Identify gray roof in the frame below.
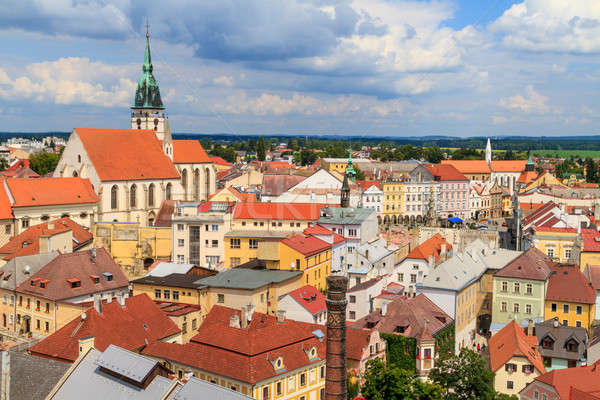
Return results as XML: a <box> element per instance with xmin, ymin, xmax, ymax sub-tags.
<box><xmin>198</xmin><ymin>269</ymin><xmax>302</xmax><ymax>290</ymax></box>
<box><xmin>96</xmin><ymin>345</ymin><xmax>156</xmax><ymax>383</ymax></box>
<box><xmin>132</xmin><ymin>273</ymin><xmax>206</xmax><ymax>289</ymax></box>
<box><xmin>147</xmin><ymin>262</ymin><xmax>195</xmax><ymax>277</ymax></box>
<box><xmin>168</xmin><ymin>377</ymin><xmax>252</xmax><ymax>400</ymax></box>
<box><xmin>535</xmin><ymin>318</ymin><xmax>588</xmax><ymax>361</ymax></box>
<box><xmin>318</xmin><ymin>207</ymin><xmax>374</xmax><ymax>225</ymax></box>
<box><xmin>0</xmin><ymin>251</ymin><xmax>59</xmax><ymax>291</ymax></box>
<box><xmin>0</xmin><ymin>350</ymin><xmax>69</xmax><ymax>400</ymax></box>
<box><xmin>48</xmin><ymin>347</ymin><xmax>176</xmax><ymax>400</ymax></box>
<box><xmin>419</xmin><ymin>240</ymin><xmax>521</xmax><ymax>292</ymax></box>
<box><xmin>357</xmin><ymin>237</ymin><xmax>394</xmax><ymax>263</ymax></box>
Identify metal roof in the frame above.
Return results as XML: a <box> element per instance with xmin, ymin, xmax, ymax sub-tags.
<box><xmin>95</xmin><ymin>345</ymin><xmax>157</xmax><ymax>383</ymax></box>
<box><xmin>317</xmin><ymin>206</ymin><xmax>374</xmax><ymax>225</ymax></box>
<box><xmin>147</xmin><ymin>262</ymin><xmax>195</xmax><ymax>277</ymax></box>
<box><xmin>197</xmin><ymin>269</ymin><xmax>302</xmax><ymax>290</ymax></box>
<box><xmin>170</xmin><ymin>377</ymin><xmax>252</xmax><ymax>400</ymax></box>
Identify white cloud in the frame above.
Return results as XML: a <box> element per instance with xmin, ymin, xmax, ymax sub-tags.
<box><xmin>0</xmin><ymin>58</ymin><xmax>136</xmax><ymax>107</ymax></box>
<box><xmin>491</xmin><ymin>0</ymin><xmax>600</xmax><ymax>53</ymax></box>
<box><xmin>213</xmin><ymin>75</ymin><xmax>234</xmax><ymax>87</ymax></box>
<box><xmin>498</xmin><ymin>85</ymin><xmax>551</xmax><ymax>114</ymax></box>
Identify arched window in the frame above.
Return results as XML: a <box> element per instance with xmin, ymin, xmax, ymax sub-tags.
<box><xmin>205</xmin><ymin>167</ymin><xmax>211</xmax><ymax>201</ymax></box>
<box><xmin>193</xmin><ymin>169</ymin><xmax>200</xmax><ymax>201</ymax></box>
<box><xmin>181</xmin><ymin>169</ymin><xmax>188</xmax><ymax>193</ymax></box>
<box><xmin>72</xmin><ymin>170</ymin><xmax>78</xmax><ymax>177</ymax></box>
<box><xmin>130</xmin><ymin>184</ymin><xmax>137</xmax><ymax>208</ymax></box>
<box><xmin>111</xmin><ymin>185</ymin><xmax>118</xmax><ymax>209</ymax></box>
<box><xmin>148</xmin><ymin>184</ymin><xmax>155</xmax><ymax>207</ymax></box>
<box><xmin>166</xmin><ymin>183</ymin><xmax>172</xmax><ymax>201</ymax></box>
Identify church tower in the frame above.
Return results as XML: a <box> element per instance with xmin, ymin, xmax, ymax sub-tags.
<box><xmin>131</xmin><ymin>27</ymin><xmax>168</xmax><ymax>141</ymax></box>
<box><xmin>485</xmin><ymin>138</ymin><xmax>492</xmax><ymax>166</ymax></box>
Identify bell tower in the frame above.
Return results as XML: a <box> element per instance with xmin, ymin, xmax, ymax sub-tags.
<box><xmin>131</xmin><ymin>24</ymin><xmax>167</xmax><ymax>141</ymax></box>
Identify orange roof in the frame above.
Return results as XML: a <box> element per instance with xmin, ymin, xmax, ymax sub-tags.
<box><xmin>533</xmin><ymin>360</ymin><xmax>600</xmax><ymax>399</ymax></box>
<box><xmin>75</xmin><ymin>128</ymin><xmax>180</xmax><ymax>181</ymax></box>
<box><xmin>491</xmin><ymin>160</ymin><xmax>527</xmax><ymax>172</ymax></box>
<box><xmin>0</xmin><ymin>180</ymin><xmax>13</xmax><ymax>220</ymax></box>
<box><xmin>227</xmin><ymin>187</ymin><xmax>257</xmax><ymax>202</ymax></box>
<box><xmin>6</xmin><ymin>177</ymin><xmax>98</xmax><ymax>207</ymax></box>
<box><xmin>172</xmin><ymin>139</ymin><xmax>212</xmax><ymax>164</ymax></box>
<box><xmin>406</xmin><ymin>233</ymin><xmax>452</xmax><ymax>262</ymax></box>
<box><xmin>356</xmin><ymin>180</ymin><xmax>382</xmax><ymax>191</ymax></box>
<box><xmin>546</xmin><ymin>264</ymin><xmax>596</xmax><ymax>304</ymax></box>
<box><xmin>209</xmin><ymin>156</ymin><xmax>233</xmax><ymax>166</ymax></box>
<box><xmin>233</xmin><ymin>202</ymin><xmax>328</xmax><ymax>221</ymax></box>
<box><xmin>424</xmin><ymin>164</ymin><xmax>468</xmax><ymax>181</ymax></box>
<box><xmin>281</xmin><ymin>234</ymin><xmax>330</xmax><ymax>256</ymax></box>
<box><xmin>441</xmin><ymin>160</ymin><xmax>490</xmax><ymax>174</ymax></box>
<box><xmin>517</xmin><ymin>170</ymin><xmax>538</xmax><ymax>184</ymax></box>
<box><xmin>488</xmin><ymin>320</ymin><xmax>545</xmax><ymax>373</ymax></box>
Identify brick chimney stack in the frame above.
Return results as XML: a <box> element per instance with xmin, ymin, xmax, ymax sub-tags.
<box><xmin>325</xmin><ymin>275</ymin><xmax>348</xmax><ymax>400</ymax></box>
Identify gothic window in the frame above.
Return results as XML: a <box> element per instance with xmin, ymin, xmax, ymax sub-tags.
<box><xmin>111</xmin><ymin>185</ymin><xmax>118</xmax><ymax>209</ymax></box>
<box><xmin>130</xmin><ymin>184</ymin><xmax>137</xmax><ymax>208</ymax></box>
<box><xmin>205</xmin><ymin>168</ymin><xmax>211</xmax><ymax>200</ymax></box>
<box><xmin>194</xmin><ymin>169</ymin><xmax>200</xmax><ymax>201</ymax></box>
<box><xmin>148</xmin><ymin>184</ymin><xmax>155</xmax><ymax>207</ymax></box>
<box><xmin>181</xmin><ymin>169</ymin><xmax>188</xmax><ymax>193</ymax></box>
<box><xmin>166</xmin><ymin>183</ymin><xmax>172</xmax><ymax>200</ymax></box>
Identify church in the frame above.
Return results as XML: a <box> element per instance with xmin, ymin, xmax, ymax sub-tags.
<box><xmin>54</xmin><ymin>31</ymin><xmax>216</xmax><ymax>224</ymax></box>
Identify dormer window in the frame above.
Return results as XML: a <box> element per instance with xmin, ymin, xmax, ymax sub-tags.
<box><xmin>395</xmin><ymin>325</ymin><xmax>407</xmax><ymax>333</ymax></box>
<box><xmin>103</xmin><ymin>272</ymin><xmax>113</xmax><ymax>282</ymax></box>
<box><xmin>90</xmin><ymin>275</ymin><xmax>100</xmax><ymax>284</ymax></box>
<box><xmin>542</xmin><ymin>337</ymin><xmax>554</xmax><ymax>350</ymax></box>
<box><xmin>566</xmin><ymin>340</ymin><xmax>579</xmax><ymax>352</ymax></box>
<box><xmin>67</xmin><ymin>278</ymin><xmax>81</xmax><ymax>288</ymax></box>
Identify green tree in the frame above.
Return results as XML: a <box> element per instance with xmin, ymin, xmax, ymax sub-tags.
<box><xmin>0</xmin><ymin>158</ymin><xmax>8</xmax><ymax>171</ymax></box>
<box><xmin>257</xmin><ymin>136</ymin><xmax>266</xmax><ymax>161</ymax></box>
<box><xmin>424</xmin><ymin>146</ymin><xmax>445</xmax><ymax>163</ymax></box>
<box><xmin>353</xmin><ymin>165</ymin><xmax>365</xmax><ymax>181</ymax></box>
<box><xmin>29</xmin><ymin>150</ymin><xmax>60</xmax><ymax>175</ymax></box>
<box><xmin>361</xmin><ymin>359</ymin><xmax>443</xmax><ymax>400</ymax></box>
<box><xmin>585</xmin><ymin>158</ymin><xmax>597</xmax><ymax>183</ymax></box>
<box><xmin>209</xmin><ymin>146</ymin><xmax>236</xmax><ymax>163</ymax></box>
<box><xmin>428</xmin><ymin>348</ymin><xmax>496</xmax><ymax>400</ymax></box>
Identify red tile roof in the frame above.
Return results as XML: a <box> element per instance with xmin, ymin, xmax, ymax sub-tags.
<box><xmin>546</xmin><ymin>264</ymin><xmax>596</xmax><ymax>304</ymax></box>
<box><xmin>233</xmin><ymin>202</ymin><xmax>329</xmax><ymax>221</ymax></box>
<box><xmin>209</xmin><ymin>156</ymin><xmax>233</xmax><ymax>166</ymax></box>
<box><xmin>424</xmin><ymin>164</ymin><xmax>468</xmax><ymax>181</ymax></box>
<box><xmin>281</xmin><ymin>234</ymin><xmax>330</xmax><ymax>257</ymax></box>
<box><xmin>262</xmin><ymin>174</ymin><xmax>306</xmax><ymax>197</ymax></box>
<box><xmin>172</xmin><ymin>139</ymin><xmax>212</xmax><ymax>164</ymax></box>
<box><xmin>585</xmin><ymin>265</ymin><xmax>600</xmax><ymax>290</ymax></box>
<box><xmin>517</xmin><ymin>170</ymin><xmax>538</xmax><ymax>184</ymax></box>
<box><xmin>495</xmin><ymin>247</ymin><xmax>553</xmax><ymax>281</ymax></box>
<box><xmin>0</xmin><ymin>217</ymin><xmax>92</xmax><ymax>261</ymax></box>
<box><xmin>406</xmin><ymin>233</ymin><xmax>452</xmax><ymax>262</ymax></box>
<box><xmin>0</xmin><ymin>180</ymin><xmax>13</xmax><ymax>220</ymax></box>
<box><xmin>303</xmin><ymin>225</ymin><xmax>333</xmax><ymax>235</ymax></box>
<box><xmin>441</xmin><ymin>160</ymin><xmax>490</xmax><ymax>174</ymax></box>
<box><xmin>488</xmin><ymin>320</ymin><xmax>545</xmax><ymax>373</ymax></box>
<box><xmin>583</xmin><ymin>229</ymin><xmax>600</xmax><ymax>252</ymax></box>
<box><xmin>534</xmin><ymin>226</ymin><xmax>576</xmax><ymax>233</ymax></box>
<box><xmin>143</xmin><ymin>305</ymin><xmax>326</xmax><ymax>383</ymax></box>
<box><xmin>285</xmin><ymin>285</ymin><xmax>326</xmax><ymax>315</ymax></box>
<box><xmin>154</xmin><ymin>200</ymin><xmax>175</xmax><ymax>227</ymax></box>
<box><xmin>226</xmin><ymin>187</ymin><xmax>257</xmax><ymax>202</ymax></box>
<box><xmin>521</xmin><ymin>201</ymin><xmax>559</xmax><ymax>227</ymax></box>
<box><xmin>154</xmin><ymin>301</ymin><xmax>201</xmax><ymax>317</ymax></box>
<box><xmin>490</xmin><ymin>160</ymin><xmax>527</xmax><ymax>172</ymax></box>
<box><xmin>75</xmin><ymin>128</ymin><xmax>180</xmax><ymax>181</ymax></box>
<box><xmin>346</xmin><ymin>328</ymin><xmax>375</xmax><ymax>360</ymax></box>
<box><xmin>29</xmin><ymin>294</ymin><xmax>180</xmax><ymax>362</ymax></box>
<box><xmin>6</xmin><ymin>177</ymin><xmax>98</xmax><ymax>207</ymax></box>
<box><xmin>15</xmin><ymin>248</ymin><xmax>128</xmax><ymax>301</ymax></box>
<box><xmin>532</xmin><ymin>360</ymin><xmax>600</xmax><ymax>399</ymax></box>
<box><xmin>356</xmin><ymin>180</ymin><xmax>382</xmax><ymax>191</ymax></box>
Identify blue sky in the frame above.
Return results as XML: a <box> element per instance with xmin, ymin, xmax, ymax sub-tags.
<box><xmin>0</xmin><ymin>0</ymin><xmax>598</xmax><ymax>137</ymax></box>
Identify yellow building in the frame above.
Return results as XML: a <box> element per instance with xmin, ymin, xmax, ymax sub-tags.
<box><xmin>155</xmin><ymin>302</ymin><xmax>203</xmax><ymax>344</ymax></box>
<box><xmin>382</xmin><ymin>178</ymin><xmax>405</xmax><ymax>225</ymax></box>
<box><xmin>321</xmin><ymin>158</ymin><xmax>351</xmax><ymax>174</ymax></box>
<box><xmin>532</xmin><ymin>227</ymin><xmax>578</xmax><ymax>263</ymax></box>
<box><xmin>224</xmin><ymin>231</ymin><xmax>289</xmax><ymax>269</ymax></box>
<box><xmin>580</xmin><ymin>229</ymin><xmax>600</xmax><ymax>271</ymax></box>
<box><xmin>544</xmin><ymin>264</ymin><xmax>596</xmax><ymax>332</ymax></box>
<box><xmin>142</xmin><ymin>306</ymin><xmax>326</xmax><ymax>400</ymax></box>
<box><xmin>524</xmin><ymin>172</ymin><xmax>566</xmax><ymax>192</ymax></box>
<box><xmin>94</xmin><ymin>221</ymin><xmax>172</xmax><ymax>278</ymax></box>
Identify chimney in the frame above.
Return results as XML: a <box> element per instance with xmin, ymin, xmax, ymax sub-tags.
<box><xmin>47</xmin><ymin>221</ymin><xmax>54</xmax><ymax>230</ymax></box>
<box><xmin>325</xmin><ymin>275</ymin><xmax>348</xmax><ymax>400</ymax></box>
<box><xmin>276</xmin><ymin>310</ymin><xmax>286</xmax><ymax>324</ymax></box>
<box><xmin>78</xmin><ymin>336</ymin><xmax>95</xmax><ymax>356</ymax></box>
<box><xmin>229</xmin><ymin>314</ymin><xmax>241</xmax><ymax>329</ymax></box>
<box><xmin>93</xmin><ymin>293</ymin><xmax>102</xmax><ymax>314</ymax></box>
<box><xmin>428</xmin><ymin>255</ymin><xmax>434</xmax><ymax>269</ymax></box>
<box><xmin>527</xmin><ymin>319</ymin><xmax>534</xmax><ymax>336</ymax></box>
<box><xmin>92</xmin><ymin>248</ymin><xmax>97</xmax><ymax>260</ymax></box>
<box><xmin>440</xmin><ymin>244</ymin><xmax>447</xmax><ymax>257</ymax></box>
<box><xmin>1</xmin><ymin>351</ymin><xmax>9</xmax><ymax>400</ymax></box>
<box><xmin>240</xmin><ymin>306</ymin><xmax>248</xmax><ymax>329</ymax></box>
<box><xmin>381</xmin><ymin>302</ymin><xmax>388</xmax><ymax>316</ymax></box>
<box><xmin>39</xmin><ymin>235</ymin><xmax>50</xmax><ymax>253</ymax></box>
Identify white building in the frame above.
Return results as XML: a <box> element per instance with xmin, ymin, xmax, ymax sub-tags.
<box><xmin>277</xmin><ymin>285</ymin><xmax>327</xmax><ymax>325</ymax></box>
<box><xmin>359</xmin><ymin>182</ymin><xmax>383</xmax><ymax>215</ymax></box>
<box><xmin>346</xmin><ymin>276</ymin><xmax>388</xmax><ymax>322</ymax></box>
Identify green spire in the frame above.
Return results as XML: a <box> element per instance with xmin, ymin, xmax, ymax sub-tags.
<box><xmin>132</xmin><ymin>27</ymin><xmax>164</xmax><ymax>109</ymax></box>
<box><xmin>345</xmin><ymin>150</ymin><xmax>356</xmax><ymax>179</ymax></box>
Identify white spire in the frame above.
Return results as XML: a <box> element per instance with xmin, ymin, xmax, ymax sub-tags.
<box><xmin>485</xmin><ymin>138</ymin><xmax>492</xmax><ymax>165</ymax></box>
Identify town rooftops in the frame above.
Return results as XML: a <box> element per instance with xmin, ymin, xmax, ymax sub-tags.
<box><xmin>233</xmin><ymin>202</ymin><xmax>328</xmax><ymax>221</ymax></box>
<box><xmin>527</xmin><ymin>360</ymin><xmax>600</xmax><ymax>399</ymax></box>
<box><xmin>224</xmin><ymin>230</ymin><xmax>293</xmax><ymax>239</ymax></box>
<box><xmin>585</xmin><ymin>265</ymin><xmax>600</xmax><ymax>290</ymax></box>
<box><xmin>132</xmin><ymin>273</ymin><xmax>209</xmax><ymax>290</ymax></box>
<box><xmin>146</xmin><ymin>262</ymin><xmax>197</xmax><ymax>277</ymax></box>
<box><xmin>282</xmin><ymin>285</ymin><xmax>326</xmax><ymax>315</ymax></box>
<box><xmin>318</xmin><ymin>206</ymin><xmax>374</xmax><ymax>225</ymax></box>
<box><xmin>170</xmin><ymin>377</ymin><xmax>253</xmax><ymax>399</ymax></box>
<box><xmin>345</xmin><ymin>328</ymin><xmax>378</xmax><ymax>361</ymax></box>
<box><xmin>0</xmin><ymin>251</ymin><xmax>59</xmax><ymax>291</ymax></box>
<box><xmin>424</xmin><ymin>164</ymin><xmax>468</xmax><ymax>181</ymax></box>
<box><xmin>488</xmin><ymin>320</ymin><xmax>545</xmax><ymax>373</ymax></box>
<box><xmin>29</xmin><ymin>294</ymin><xmax>181</xmax><ymax>363</ymax></box>
<box><xmin>440</xmin><ymin>160</ymin><xmax>490</xmax><ymax>174</ymax></box>
<box><xmin>347</xmin><ymin>276</ymin><xmax>383</xmax><ymax>293</ymax></box>
<box><xmin>535</xmin><ymin>318</ymin><xmax>588</xmax><ymax>361</ymax></box>
<box><xmin>494</xmin><ymin>247</ymin><xmax>553</xmax><ymax>281</ymax></box>
<box><xmin>198</xmin><ymin>268</ymin><xmax>302</xmax><ymax>290</ymax></box>
<box><xmin>303</xmin><ymin>224</ymin><xmax>333</xmax><ymax>235</ymax></box>
<box><xmin>490</xmin><ymin>160</ymin><xmax>527</xmax><ymax>172</ymax></box>
<box><xmin>74</xmin><ymin>128</ymin><xmax>180</xmax><ymax>181</ymax></box>
<box><xmin>209</xmin><ymin>156</ymin><xmax>233</xmax><ymax>167</ymax></box>
<box><xmin>546</xmin><ymin>264</ymin><xmax>596</xmax><ymax>304</ymax></box>
<box><xmin>171</xmin><ymin>139</ymin><xmax>211</xmax><ymax>164</ymax></box>
<box><xmin>406</xmin><ymin>233</ymin><xmax>452</xmax><ymax>262</ymax></box>
<box><xmin>15</xmin><ymin>248</ymin><xmax>128</xmax><ymax>301</ymax></box>
<box><xmin>5</xmin><ymin>177</ymin><xmax>99</xmax><ymax>207</ymax></box>
<box><xmin>583</xmin><ymin>229</ymin><xmax>600</xmax><ymax>252</ymax></box>
<box><xmin>281</xmin><ymin>234</ymin><xmax>330</xmax><ymax>256</ymax></box>
<box><xmin>262</xmin><ymin>174</ymin><xmax>306</xmax><ymax>196</ymax></box>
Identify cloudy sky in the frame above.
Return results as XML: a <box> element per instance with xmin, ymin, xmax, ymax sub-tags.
<box><xmin>0</xmin><ymin>0</ymin><xmax>599</xmax><ymax>137</ymax></box>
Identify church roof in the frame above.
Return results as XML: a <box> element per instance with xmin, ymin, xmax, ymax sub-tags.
<box><xmin>172</xmin><ymin>140</ymin><xmax>212</xmax><ymax>164</ymax></box>
<box><xmin>75</xmin><ymin>128</ymin><xmax>180</xmax><ymax>181</ymax></box>
<box><xmin>132</xmin><ymin>32</ymin><xmax>163</xmax><ymax>109</ymax></box>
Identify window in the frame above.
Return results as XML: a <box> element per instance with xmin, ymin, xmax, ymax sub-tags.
<box><xmin>212</xmin><ymin>240</ymin><xmax>218</xmax><ymax>248</ymax></box>
<box><xmin>563</xmin><ymin>319</ymin><xmax>568</xmax><ymax>326</ymax></box>
<box><xmin>130</xmin><ymin>184</ymin><xmax>137</xmax><ymax>208</ymax></box>
<box><xmin>551</xmin><ymin>303</ymin><xmax>557</xmax><ymax>312</ymax></box>
<box><xmin>320</xmin><ymin>366</ymin><xmax>325</xmax><ymax>379</ymax></box>
<box><xmin>178</xmin><ymin>239</ymin><xmax>184</xmax><ymax>247</ymax></box>
<box><xmin>22</xmin><ymin>219</ymin><xmax>29</xmax><ymax>229</ymax></box>
<box><xmin>218</xmin><ymin>294</ymin><xmax>225</xmax><ymax>303</ymax></box>
<box><xmin>566</xmin><ymin>341</ymin><xmax>579</xmax><ymax>352</ymax></box>
<box><xmin>166</xmin><ymin>183</ymin><xmax>172</xmax><ymax>200</ymax></box>
<box><xmin>111</xmin><ymin>185</ymin><xmax>118</xmax><ymax>209</ymax></box>
<box><xmin>501</xmin><ymin>302</ymin><xmax>507</xmax><ymax>312</ymax></box>
<box><xmin>542</xmin><ymin>337</ymin><xmax>553</xmax><ymax>349</ymax></box>
<box><xmin>230</xmin><ymin>257</ymin><xmax>241</xmax><ymax>267</ymax></box>
<box><xmin>398</xmin><ymin>273</ymin><xmax>404</xmax><ymax>281</ymax></box>
<box><xmin>349</xmin><ymin>295</ymin><xmax>356</xmax><ymax>303</ymax></box>
<box><xmin>4</xmin><ymin>225</ymin><xmax>9</xmax><ymax>235</ymax></box>
<box><xmin>154</xmin><ymin>289</ymin><xmax>161</xmax><ymax>299</ymax></box>
<box><xmin>563</xmin><ymin>304</ymin><xmax>569</xmax><ymax>314</ymax></box>
<box><xmin>182</xmin><ymin>322</ymin><xmax>187</xmax><ymax>333</ymax></box>
<box><xmin>349</xmin><ymin>311</ymin><xmax>356</xmax><ymax>319</ymax></box>
<box><xmin>212</xmin><ymin>224</ymin><xmax>218</xmax><ymax>232</ymax></box>
<box><xmin>411</xmin><ymin>274</ymin><xmax>417</xmax><ymax>283</ymax></box>
<box><xmin>249</xmin><ymin>239</ymin><xmax>258</xmax><ymax>249</ymax></box>
<box><xmin>173</xmin><ymin>291</ymin><xmax>179</xmax><ymax>301</ymax></box>
<box><xmin>501</xmin><ymin>281</ymin><xmax>508</xmax><ymax>292</ymax></box>
<box><xmin>177</xmin><ymin>224</ymin><xmax>184</xmax><ymax>231</ymax></box>
<box><xmin>348</xmin><ymin>229</ymin><xmax>357</xmax><ymax>237</ymax></box>
<box><xmin>576</xmin><ymin>305</ymin><xmax>582</xmax><ymax>315</ymax></box>
<box><xmin>36</xmin><ymin>319</ymin><xmax>40</xmax><ymax>330</ymax></box>
<box><xmin>45</xmin><ymin>303</ymin><xmax>49</xmax><ymax>313</ymax></box>
<box><xmin>505</xmin><ymin>363</ymin><xmax>517</xmax><ymax>372</ymax></box>
<box><xmin>192</xmin><ymin>319</ymin><xmax>197</xmax><ymax>329</ymax></box>
<box><xmin>543</xmin><ymin>357</ymin><xmax>552</xmax><ymax>368</ymax></box>
<box><xmin>534</xmin><ymin>390</ymin><xmax>539</xmax><ymax>399</ymax></box>
<box><xmin>576</xmin><ymin>320</ymin><xmax>582</xmax><ymax>327</ymax></box>
<box><xmin>262</xmin><ymin>386</ymin><xmax>269</xmax><ymax>400</ymax></box>
<box><xmin>230</xmin><ymin>239</ymin><xmax>241</xmax><ymax>249</ymax></box>
<box><xmin>206</xmin><ymin>255</ymin><xmax>219</xmax><ymax>266</ymax></box>
<box><xmin>276</xmin><ymin>381</ymin><xmax>282</xmax><ymax>396</ymax></box>
<box><xmin>522</xmin><ymin>364</ymin><xmax>534</xmax><ymax>374</ymax></box>
<box><xmin>565</xmin><ymin>248</ymin><xmax>572</xmax><ymax>260</ymax></box>
<box><xmin>177</xmin><ymin>255</ymin><xmax>184</xmax><ymax>263</ymax></box>
<box><xmin>45</xmin><ymin>321</ymin><xmax>49</xmax><ymax>331</ymax></box>
<box><xmin>163</xmin><ymin>290</ymin><xmax>170</xmax><ymax>300</ymax></box>
<box><xmin>525</xmin><ymin>304</ymin><xmax>532</xmax><ymax>314</ymax></box>
<box><xmin>547</xmin><ymin>248</ymin><xmax>554</xmax><ymax>259</ymax></box>
<box><xmin>300</xmin><ymin>373</ymin><xmax>306</xmax><ymax>386</ymax></box>
<box><xmin>543</xmin><ymin>395</ymin><xmax>548</xmax><ymax>400</ymax></box>
<box><xmin>513</xmin><ymin>282</ymin><xmax>520</xmax><ymax>293</ymax></box>
<box><xmin>526</xmin><ymin>283</ymin><xmax>532</xmax><ymax>295</ymax></box>
<box><xmin>148</xmin><ymin>184</ymin><xmax>155</xmax><ymax>207</ymax></box>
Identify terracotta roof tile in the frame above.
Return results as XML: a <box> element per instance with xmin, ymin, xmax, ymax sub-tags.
<box><xmin>75</xmin><ymin>128</ymin><xmax>180</xmax><ymax>181</ymax></box>
<box><xmin>534</xmin><ymin>226</ymin><xmax>576</xmax><ymax>233</ymax></box>
<box><xmin>172</xmin><ymin>139</ymin><xmax>211</xmax><ymax>164</ymax></box>
<box><xmin>583</xmin><ymin>229</ymin><xmax>600</xmax><ymax>252</ymax></box>
<box><xmin>490</xmin><ymin>160</ymin><xmax>527</xmax><ymax>172</ymax></box>
<box><xmin>586</xmin><ymin>265</ymin><xmax>600</xmax><ymax>290</ymax></box>
<box><xmin>6</xmin><ymin>177</ymin><xmax>98</xmax><ymax>207</ymax></box>
<box><xmin>15</xmin><ymin>248</ymin><xmax>128</xmax><ymax>301</ymax></box>
<box><xmin>345</xmin><ymin>328</ymin><xmax>375</xmax><ymax>360</ymax></box>
<box><xmin>262</xmin><ymin>174</ymin><xmax>306</xmax><ymax>196</ymax></box>
<box><xmin>233</xmin><ymin>202</ymin><xmax>329</xmax><ymax>221</ymax></box>
<box><xmin>406</xmin><ymin>233</ymin><xmax>452</xmax><ymax>262</ymax></box>
<box><xmin>546</xmin><ymin>264</ymin><xmax>596</xmax><ymax>304</ymax></box>
<box><xmin>303</xmin><ymin>225</ymin><xmax>333</xmax><ymax>235</ymax></box>
<box><xmin>356</xmin><ymin>180</ymin><xmax>382</xmax><ymax>191</ymax></box>
<box><xmin>517</xmin><ymin>170</ymin><xmax>538</xmax><ymax>184</ymax></box>
<box><xmin>0</xmin><ymin>180</ymin><xmax>13</xmax><ymax>220</ymax></box>
<box><xmin>441</xmin><ymin>160</ymin><xmax>490</xmax><ymax>174</ymax></box>
<box><xmin>424</xmin><ymin>164</ymin><xmax>468</xmax><ymax>181</ymax></box>
<box><xmin>488</xmin><ymin>320</ymin><xmax>545</xmax><ymax>373</ymax></box>
<box><xmin>494</xmin><ymin>247</ymin><xmax>553</xmax><ymax>281</ymax></box>
<box><xmin>29</xmin><ymin>294</ymin><xmax>180</xmax><ymax>362</ymax></box>
<box><xmin>285</xmin><ymin>285</ymin><xmax>326</xmax><ymax>315</ymax></box>
<box><xmin>209</xmin><ymin>156</ymin><xmax>232</xmax><ymax>166</ymax></box>
<box><xmin>532</xmin><ymin>360</ymin><xmax>600</xmax><ymax>399</ymax></box>
<box><xmin>281</xmin><ymin>234</ymin><xmax>330</xmax><ymax>257</ymax></box>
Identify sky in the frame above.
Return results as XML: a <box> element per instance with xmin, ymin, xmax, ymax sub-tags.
<box><xmin>0</xmin><ymin>0</ymin><xmax>599</xmax><ymax>137</ymax></box>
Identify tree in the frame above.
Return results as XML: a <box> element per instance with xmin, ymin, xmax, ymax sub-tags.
<box><xmin>257</xmin><ymin>136</ymin><xmax>266</xmax><ymax>161</ymax></box>
<box><xmin>294</xmin><ymin>149</ymin><xmax>318</xmax><ymax>166</ymax></box>
<box><xmin>361</xmin><ymin>359</ymin><xmax>443</xmax><ymax>400</ymax></box>
<box><xmin>424</xmin><ymin>146</ymin><xmax>445</xmax><ymax>163</ymax></box>
<box><xmin>353</xmin><ymin>165</ymin><xmax>365</xmax><ymax>181</ymax></box>
<box><xmin>428</xmin><ymin>348</ymin><xmax>496</xmax><ymax>400</ymax></box>
<box><xmin>585</xmin><ymin>158</ymin><xmax>597</xmax><ymax>183</ymax></box>
<box><xmin>29</xmin><ymin>150</ymin><xmax>60</xmax><ymax>176</ymax></box>
<box><xmin>209</xmin><ymin>145</ymin><xmax>236</xmax><ymax>163</ymax></box>
<box><xmin>0</xmin><ymin>158</ymin><xmax>8</xmax><ymax>171</ymax></box>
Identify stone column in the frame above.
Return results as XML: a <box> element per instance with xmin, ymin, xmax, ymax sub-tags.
<box><xmin>325</xmin><ymin>275</ymin><xmax>348</xmax><ymax>400</ymax></box>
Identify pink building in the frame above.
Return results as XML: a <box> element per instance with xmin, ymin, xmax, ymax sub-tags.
<box><xmin>424</xmin><ymin>164</ymin><xmax>470</xmax><ymax>220</ymax></box>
